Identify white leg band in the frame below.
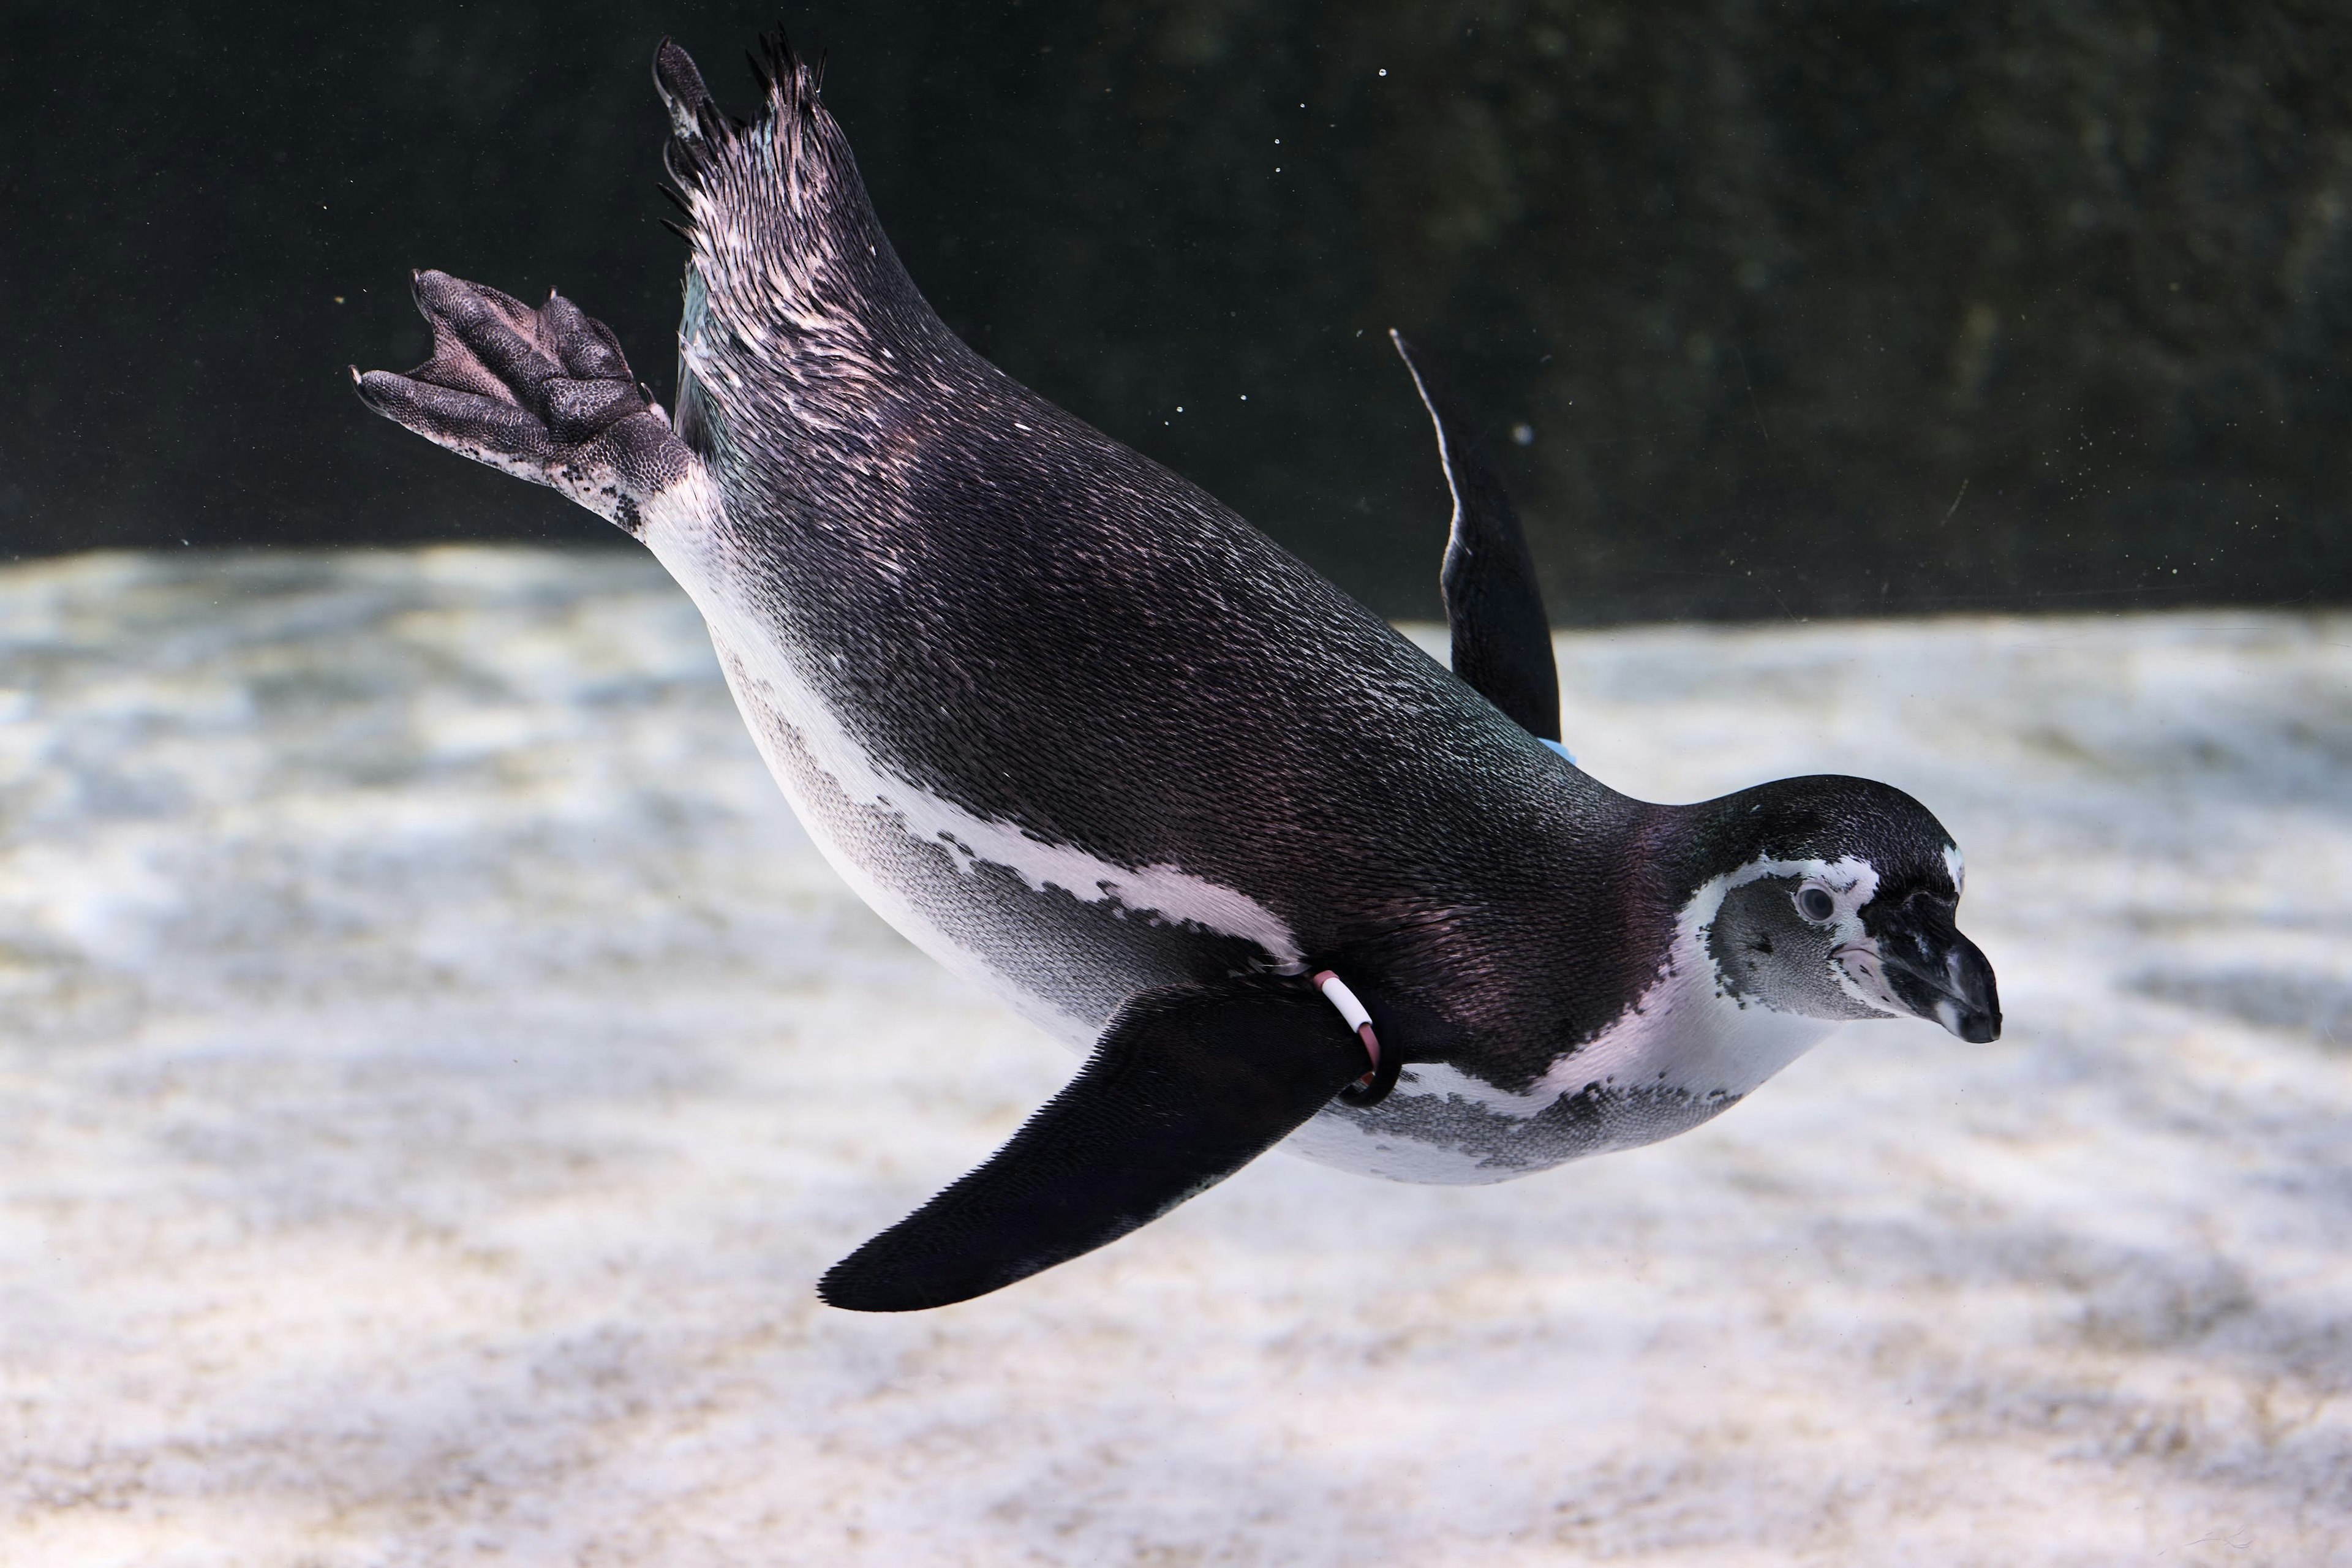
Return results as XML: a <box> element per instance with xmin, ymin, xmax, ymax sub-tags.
<box><xmin>1311</xmin><ymin>969</ymin><xmax>1379</xmax><ymax>1070</ymax></box>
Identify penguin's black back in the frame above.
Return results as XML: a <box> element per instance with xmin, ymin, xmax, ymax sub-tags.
<box><xmin>662</xmin><ymin>45</ymin><xmax>1654</xmax><ymax>1004</ymax></box>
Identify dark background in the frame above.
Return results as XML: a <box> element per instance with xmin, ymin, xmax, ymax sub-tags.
<box><xmin>6</xmin><ymin>1</ymin><xmax>2349</xmax><ymax>622</ymax></box>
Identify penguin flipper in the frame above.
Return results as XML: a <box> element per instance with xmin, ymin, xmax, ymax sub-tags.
<box><xmin>1390</xmin><ymin>331</ymin><xmax>1563</xmax><ymax>743</ymax></box>
<box><xmin>820</xmin><ymin>978</ymin><xmax>1370</xmax><ymax>1313</ymax></box>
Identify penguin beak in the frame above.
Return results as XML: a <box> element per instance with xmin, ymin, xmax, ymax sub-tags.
<box><xmin>1865</xmin><ymin>898</ymin><xmax>2002</xmax><ymax>1044</ymax></box>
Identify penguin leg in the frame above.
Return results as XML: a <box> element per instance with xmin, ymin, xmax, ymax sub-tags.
<box><xmin>353</xmin><ymin>271</ymin><xmax>695</xmax><ymax>535</ymax></box>
<box><xmin>820</xmin><ymin>976</ymin><xmax>1372</xmax><ymax>1313</ymax></box>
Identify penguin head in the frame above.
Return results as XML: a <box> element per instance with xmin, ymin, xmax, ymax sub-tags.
<box><xmin>1687</xmin><ymin>776</ymin><xmax>2001</xmax><ymax>1043</ymax></box>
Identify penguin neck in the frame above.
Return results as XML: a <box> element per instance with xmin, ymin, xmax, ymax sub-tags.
<box><xmin>1643</xmin><ymin>780</ymin><xmax>1826</xmax><ymax>906</ymax></box>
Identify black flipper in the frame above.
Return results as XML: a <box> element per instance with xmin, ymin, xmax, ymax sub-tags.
<box><xmin>1391</xmin><ymin>331</ymin><xmax>1562</xmax><ymax>743</ymax></box>
<box><xmin>820</xmin><ymin>976</ymin><xmax>1371</xmax><ymax>1313</ymax></box>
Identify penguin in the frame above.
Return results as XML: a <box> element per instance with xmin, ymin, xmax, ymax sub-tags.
<box><xmin>353</xmin><ymin>34</ymin><xmax>2000</xmax><ymax>1312</ymax></box>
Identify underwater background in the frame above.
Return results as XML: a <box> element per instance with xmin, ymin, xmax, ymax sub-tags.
<box><xmin>9</xmin><ymin>1</ymin><xmax>2352</xmax><ymax>619</ymax></box>
<box><xmin>4</xmin><ymin>3</ymin><xmax>2350</xmax><ymax>1562</ymax></box>
<box><xmin>6</xmin><ymin>553</ymin><xmax>2347</xmax><ymax>1562</ymax></box>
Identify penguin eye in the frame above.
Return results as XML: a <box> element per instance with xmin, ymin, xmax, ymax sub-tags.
<box><xmin>1795</xmin><ymin>885</ymin><xmax>1837</xmax><ymax>922</ymax></box>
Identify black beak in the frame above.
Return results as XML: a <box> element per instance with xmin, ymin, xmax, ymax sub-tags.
<box><xmin>1869</xmin><ymin>896</ymin><xmax>2002</xmax><ymax>1044</ymax></box>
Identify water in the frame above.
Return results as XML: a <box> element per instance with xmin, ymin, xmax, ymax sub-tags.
<box><xmin>2</xmin><ymin>548</ymin><xmax>2346</xmax><ymax>1564</ymax></box>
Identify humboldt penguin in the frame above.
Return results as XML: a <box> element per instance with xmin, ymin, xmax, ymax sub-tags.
<box><xmin>354</xmin><ymin>34</ymin><xmax>2000</xmax><ymax>1311</ymax></box>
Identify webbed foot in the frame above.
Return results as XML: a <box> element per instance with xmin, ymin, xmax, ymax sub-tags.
<box><xmin>353</xmin><ymin>270</ymin><xmax>693</xmax><ymax>533</ymax></box>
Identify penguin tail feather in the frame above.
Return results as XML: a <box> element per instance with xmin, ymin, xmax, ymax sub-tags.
<box><xmin>655</xmin><ymin>32</ymin><xmax>829</xmax><ymax>202</ymax></box>
<box><xmin>649</xmin><ymin>29</ymin><xmax>935</xmax><ymax>371</ymax></box>
<box><xmin>650</xmin><ymin>31</ymin><xmax>891</xmax><ymax>279</ymax></box>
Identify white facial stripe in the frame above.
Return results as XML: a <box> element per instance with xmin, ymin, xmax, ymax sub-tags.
<box><xmin>1694</xmin><ymin>854</ymin><xmax>1877</xmax><ymax>944</ymax></box>
<box><xmin>1943</xmin><ymin>842</ymin><xmax>1966</xmax><ymax>897</ymax></box>
<box><xmin>1700</xmin><ymin>853</ymin><xmax>1909</xmax><ymax>1017</ymax></box>
<box><xmin>1828</xmin><ymin>943</ymin><xmax>1911</xmax><ymax>1019</ymax></box>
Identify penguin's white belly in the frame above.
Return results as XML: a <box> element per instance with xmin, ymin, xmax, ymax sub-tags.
<box><xmin>687</xmin><ymin>602</ymin><xmax>1300</xmax><ymax>1052</ymax></box>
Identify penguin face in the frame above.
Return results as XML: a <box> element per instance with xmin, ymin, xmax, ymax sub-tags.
<box><xmin>1706</xmin><ymin>858</ymin><xmax>1891</xmax><ymax>1024</ymax></box>
<box><xmin>1689</xmin><ymin>778</ymin><xmax>2002</xmax><ymax>1044</ymax></box>
<box><xmin>1846</xmin><ymin>871</ymin><xmax>2002</xmax><ymax>1044</ymax></box>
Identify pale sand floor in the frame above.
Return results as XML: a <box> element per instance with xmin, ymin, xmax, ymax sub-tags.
<box><xmin>1</xmin><ymin>548</ymin><xmax>2346</xmax><ymax>1566</ymax></box>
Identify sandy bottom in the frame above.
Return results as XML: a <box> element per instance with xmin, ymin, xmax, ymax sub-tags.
<box><xmin>1</xmin><ymin>548</ymin><xmax>2346</xmax><ymax>1566</ymax></box>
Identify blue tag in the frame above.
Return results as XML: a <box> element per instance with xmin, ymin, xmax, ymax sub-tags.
<box><xmin>1540</xmin><ymin>737</ymin><xmax>1578</xmax><ymax>767</ymax></box>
